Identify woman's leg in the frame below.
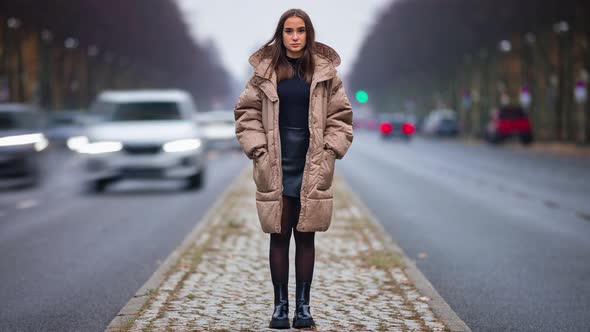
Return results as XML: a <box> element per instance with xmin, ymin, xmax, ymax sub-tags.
<box><xmin>292</xmin><ymin>198</ymin><xmax>316</xmax><ymax>328</ymax></box>
<box><xmin>269</xmin><ymin>195</ymin><xmax>297</xmax><ymax>284</ymax></box>
<box><xmin>293</xmin><ymin>198</ymin><xmax>315</xmax><ymax>284</ymax></box>
<box><xmin>268</xmin><ymin>195</ymin><xmax>297</xmax><ymax>328</ymax></box>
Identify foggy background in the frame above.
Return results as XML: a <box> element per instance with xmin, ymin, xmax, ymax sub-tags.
<box><xmin>0</xmin><ymin>1</ymin><xmax>589</xmax><ymax>331</ymax></box>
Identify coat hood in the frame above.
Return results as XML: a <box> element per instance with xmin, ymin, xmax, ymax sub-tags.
<box><xmin>248</xmin><ymin>42</ymin><xmax>341</xmax><ymax>80</ymax></box>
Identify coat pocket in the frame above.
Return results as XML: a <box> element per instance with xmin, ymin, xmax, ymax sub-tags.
<box><xmin>253</xmin><ymin>151</ymin><xmax>274</xmax><ymax>192</ymax></box>
<box><xmin>317</xmin><ymin>149</ymin><xmax>336</xmax><ymax>191</ymax></box>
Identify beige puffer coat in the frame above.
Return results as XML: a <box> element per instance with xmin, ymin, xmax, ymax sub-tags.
<box><xmin>234</xmin><ymin>42</ymin><xmax>353</xmax><ymax>233</ymax></box>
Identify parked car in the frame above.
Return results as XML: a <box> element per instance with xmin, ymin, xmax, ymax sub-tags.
<box><xmin>194</xmin><ymin>110</ymin><xmax>239</xmax><ymax>151</ymax></box>
<box><xmin>0</xmin><ymin>103</ymin><xmax>49</xmax><ymax>188</ymax></box>
<box><xmin>78</xmin><ymin>90</ymin><xmax>206</xmax><ymax>192</ymax></box>
<box><xmin>485</xmin><ymin>106</ymin><xmax>533</xmax><ymax>145</ymax></box>
<box><xmin>378</xmin><ymin>112</ymin><xmax>415</xmax><ymax>140</ymax></box>
<box><xmin>423</xmin><ymin>109</ymin><xmax>459</xmax><ymax>137</ymax></box>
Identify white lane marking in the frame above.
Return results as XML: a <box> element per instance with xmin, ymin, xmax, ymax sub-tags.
<box><xmin>16</xmin><ymin>199</ymin><xmax>38</xmax><ymax>209</ymax></box>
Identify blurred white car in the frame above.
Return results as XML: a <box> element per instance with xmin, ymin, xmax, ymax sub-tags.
<box><xmin>194</xmin><ymin>110</ymin><xmax>239</xmax><ymax>151</ymax></box>
<box><xmin>79</xmin><ymin>90</ymin><xmax>206</xmax><ymax>192</ymax></box>
<box><xmin>423</xmin><ymin>109</ymin><xmax>459</xmax><ymax>137</ymax></box>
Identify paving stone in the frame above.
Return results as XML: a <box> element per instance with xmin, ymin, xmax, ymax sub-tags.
<box><xmin>126</xmin><ymin>170</ymin><xmax>449</xmax><ymax>331</ymax></box>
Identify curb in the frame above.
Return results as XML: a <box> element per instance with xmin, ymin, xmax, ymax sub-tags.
<box><xmin>339</xmin><ymin>178</ymin><xmax>472</xmax><ymax>332</ymax></box>
<box><xmin>104</xmin><ymin>167</ymin><xmax>250</xmax><ymax>332</ymax></box>
<box><xmin>457</xmin><ymin>136</ymin><xmax>590</xmax><ymax>159</ymax></box>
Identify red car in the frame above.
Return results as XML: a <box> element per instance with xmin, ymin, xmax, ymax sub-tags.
<box><xmin>485</xmin><ymin>106</ymin><xmax>533</xmax><ymax>145</ymax></box>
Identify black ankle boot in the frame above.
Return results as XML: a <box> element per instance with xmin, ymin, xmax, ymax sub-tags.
<box><xmin>269</xmin><ymin>283</ymin><xmax>290</xmax><ymax>329</ymax></box>
<box><xmin>293</xmin><ymin>282</ymin><xmax>315</xmax><ymax>328</ymax></box>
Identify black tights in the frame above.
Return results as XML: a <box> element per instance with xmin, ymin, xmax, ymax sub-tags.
<box><xmin>269</xmin><ymin>195</ymin><xmax>315</xmax><ymax>285</ymax></box>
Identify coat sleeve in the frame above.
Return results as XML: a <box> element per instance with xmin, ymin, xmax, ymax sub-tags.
<box><xmin>324</xmin><ymin>74</ymin><xmax>353</xmax><ymax>159</ymax></box>
<box><xmin>234</xmin><ymin>76</ymin><xmax>267</xmax><ymax>159</ymax></box>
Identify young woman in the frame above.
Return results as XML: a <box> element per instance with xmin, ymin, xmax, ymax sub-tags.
<box><xmin>234</xmin><ymin>8</ymin><xmax>353</xmax><ymax>329</ymax></box>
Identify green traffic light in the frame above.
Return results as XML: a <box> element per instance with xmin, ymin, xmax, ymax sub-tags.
<box><xmin>356</xmin><ymin>90</ymin><xmax>368</xmax><ymax>103</ymax></box>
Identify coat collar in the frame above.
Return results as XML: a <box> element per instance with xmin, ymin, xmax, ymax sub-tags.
<box><xmin>248</xmin><ymin>42</ymin><xmax>340</xmax><ymax>85</ymax></box>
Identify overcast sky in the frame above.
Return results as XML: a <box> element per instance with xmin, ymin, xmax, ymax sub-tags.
<box><xmin>175</xmin><ymin>0</ymin><xmax>393</xmax><ymax>82</ymax></box>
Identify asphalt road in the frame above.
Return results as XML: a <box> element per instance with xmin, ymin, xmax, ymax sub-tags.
<box><xmin>338</xmin><ymin>132</ymin><xmax>590</xmax><ymax>332</ymax></box>
<box><xmin>0</xmin><ymin>148</ymin><xmax>248</xmax><ymax>332</ymax></box>
<box><xmin>2</xmin><ymin>134</ymin><xmax>589</xmax><ymax>332</ymax></box>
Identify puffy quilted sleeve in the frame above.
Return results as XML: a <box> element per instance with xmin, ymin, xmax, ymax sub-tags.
<box><xmin>234</xmin><ymin>76</ymin><xmax>267</xmax><ymax>159</ymax></box>
<box><xmin>324</xmin><ymin>74</ymin><xmax>353</xmax><ymax>159</ymax></box>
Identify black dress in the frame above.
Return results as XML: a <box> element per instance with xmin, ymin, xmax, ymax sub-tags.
<box><xmin>277</xmin><ymin>56</ymin><xmax>311</xmax><ymax>198</ymax></box>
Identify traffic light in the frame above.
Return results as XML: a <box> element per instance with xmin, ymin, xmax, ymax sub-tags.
<box><xmin>355</xmin><ymin>90</ymin><xmax>368</xmax><ymax>104</ymax></box>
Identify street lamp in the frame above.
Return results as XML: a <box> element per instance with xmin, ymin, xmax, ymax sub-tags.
<box><xmin>41</xmin><ymin>29</ymin><xmax>53</xmax><ymax>43</ymax></box>
<box><xmin>39</xmin><ymin>29</ymin><xmax>54</xmax><ymax>109</ymax></box>
<box><xmin>553</xmin><ymin>21</ymin><xmax>569</xmax><ymax>34</ymax></box>
<box><xmin>86</xmin><ymin>45</ymin><xmax>99</xmax><ymax>104</ymax></box>
<box><xmin>553</xmin><ymin>20</ymin><xmax>570</xmax><ymax>140</ymax></box>
<box><xmin>7</xmin><ymin>17</ymin><xmax>21</xmax><ymax>29</ymax></box>
<box><xmin>495</xmin><ymin>40</ymin><xmax>513</xmax><ymax>108</ymax></box>
<box><xmin>64</xmin><ymin>37</ymin><xmax>79</xmax><ymax>49</ymax></box>
<box><xmin>64</xmin><ymin>37</ymin><xmax>80</xmax><ymax>108</ymax></box>
<box><xmin>6</xmin><ymin>17</ymin><xmax>24</xmax><ymax>102</ymax></box>
<box><xmin>498</xmin><ymin>40</ymin><xmax>512</xmax><ymax>53</ymax></box>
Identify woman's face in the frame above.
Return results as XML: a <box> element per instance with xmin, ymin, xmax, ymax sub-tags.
<box><xmin>282</xmin><ymin>16</ymin><xmax>306</xmax><ymax>58</ymax></box>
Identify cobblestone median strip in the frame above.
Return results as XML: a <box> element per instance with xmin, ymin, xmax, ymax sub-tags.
<box><xmin>107</xmin><ymin>168</ymin><xmax>470</xmax><ymax>332</ymax></box>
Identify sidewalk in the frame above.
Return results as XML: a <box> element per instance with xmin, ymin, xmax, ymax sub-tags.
<box><xmin>460</xmin><ymin>137</ymin><xmax>590</xmax><ymax>158</ymax></box>
<box><xmin>106</xmin><ymin>168</ymin><xmax>470</xmax><ymax>332</ymax></box>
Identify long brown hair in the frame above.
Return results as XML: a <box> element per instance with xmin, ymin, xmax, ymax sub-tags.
<box><xmin>260</xmin><ymin>8</ymin><xmax>316</xmax><ymax>84</ymax></box>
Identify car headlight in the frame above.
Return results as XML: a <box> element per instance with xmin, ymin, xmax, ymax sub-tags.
<box><xmin>0</xmin><ymin>133</ymin><xmax>48</xmax><ymax>152</ymax></box>
<box><xmin>35</xmin><ymin>137</ymin><xmax>49</xmax><ymax>152</ymax></box>
<box><xmin>163</xmin><ymin>138</ymin><xmax>202</xmax><ymax>153</ymax></box>
<box><xmin>67</xmin><ymin>136</ymin><xmax>89</xmax><ymax>152</ymax></box>
<box><xmin>78</xmin><ymin>141</ymin><xmax>123</xmax><ymax>154</ymax></box>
